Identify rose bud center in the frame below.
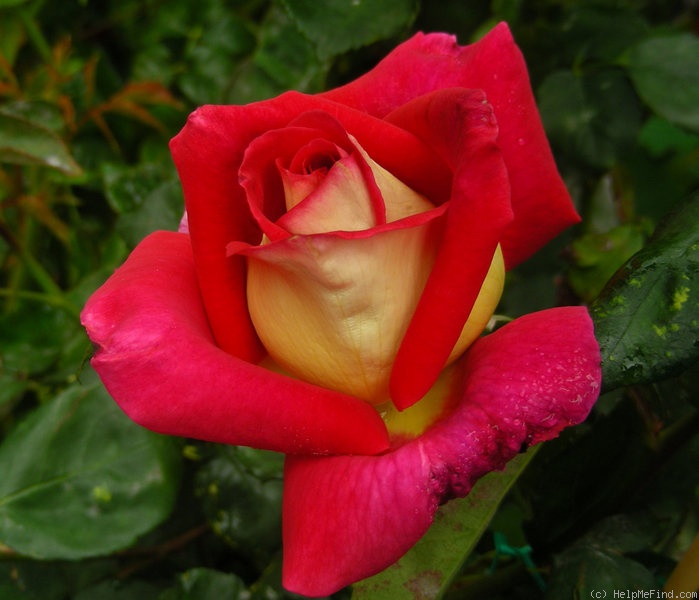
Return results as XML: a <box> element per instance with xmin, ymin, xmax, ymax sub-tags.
<box><xmin>243</xmin><ymin>128</ymin><xmax>505</xmax><ymax>409</ymax></box>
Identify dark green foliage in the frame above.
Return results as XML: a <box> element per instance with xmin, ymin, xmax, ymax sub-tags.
<box><xmin>0</xmin><ymin>1</ymin><xmax>698</xmax><ymax>599</ymax></box>
<box><xmin>591</xmin><ymin>194</ymin><xmax>699</xmax><ymax>392</ymax></box>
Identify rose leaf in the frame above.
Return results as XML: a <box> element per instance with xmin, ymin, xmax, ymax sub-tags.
<box><xmin>0</xmin><ymin>374</ymin><xmax>181</xmax><ymax>559</ymax></box>
<box><xmin>590</xmin><ymin>192</ymin><xmax>699</xmax><ymax>392</ymax></box>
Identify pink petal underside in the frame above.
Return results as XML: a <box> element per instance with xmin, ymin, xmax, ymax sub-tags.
<box><xmin>387</xmin><ymin>88</ymin><xmax>514</xmax><ymax>410</ymax></box>
<box><xmin>81</xmin><ymin>231</ymin><xmax>389</xmax><ymax>456</ymax></box>
<box><xmin>169</xmin><ymin>96</ymin><xmax>450</xmax><ymax>360</ymax></box>
<box><xmin>281</xmin><ymin>306</ymin><xmax>601</xmax><ymax>597</ymax></box>
<box><xmin>322</xmin><ymin>23</ymin><xmax>580</xmax><ymax>267</ymax></box>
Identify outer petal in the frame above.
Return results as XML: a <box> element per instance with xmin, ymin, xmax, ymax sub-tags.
<box><xmin>388</xmin><ymin>88</ymin><xmax>513</xmax><ymax>409</ymax></box>
<box><xmin>81</xmin><ymin>231</ymin><xmax>389</xmax><ymax>456</ymax></box>
<box><xmin>282</xmin><ymin>306</ymin><xmax>601</xmax><ymax>596</ymax></box>
<box><xmin>323</xmin><ymin>23</ymin><xmax>580</xmax><ymax>267</ymax></box>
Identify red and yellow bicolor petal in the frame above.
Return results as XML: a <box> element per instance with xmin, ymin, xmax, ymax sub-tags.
<box><xmin>387</xmin><ymin>88</ymin><xmax>513</xmax><ymax>409</ymax></box>
<box><xmin>322</xmin><ymin>23</ymin><xmax>580</xmax><ymax>268</ymax></box>
<box><xmin>80</xmin><ymin>231</ymin><xmax>389</xmax><ymax>456</ymax></box>
<box><xmin>239</xmin><ymin>216</ymin><xmax>445</xmax><ymax>404</ymax></box>
<box><xmin>281</xmin><ymin>306</ymin><xmax>601</xmax><ymax>597</ymax></box>
<box><xmin>235</xmin><ymin>108</ymin><xmax>503</xmax><ymax>405</ymax></box>
<box><xmin>169</xmin><ymin>97</ymin><xmax>451</xmax><ymax>363</ymax></box>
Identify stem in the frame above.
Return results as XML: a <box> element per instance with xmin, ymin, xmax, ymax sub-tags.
<box><xmin>656</xmin><ymin>409</ymin><xmax>699</xmax><ymax>457</ymax></box>
<box><xmin>15</xmin><ymin>247</ymin><xmax>63</xmax><ymax>298</ymax></box>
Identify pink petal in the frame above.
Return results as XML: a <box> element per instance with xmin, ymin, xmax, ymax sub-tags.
<box><xmin>281</xmin><ymin>306</ymin><xmax>601</xmax><ymax>596</ymax></box>
<box><xmin>388</xmin><ymin>88</ymin><xmax>513</xmax><ymax>409</ymax></box>
<box><xmin>81</xmin><ymin>231</ymin><xmax>389</xmax><ymax>456</ymax></box>
<box><xmin>323</xmin><ymin>23</ymin><xmax>580</xmax><ymax>267</ymax></box>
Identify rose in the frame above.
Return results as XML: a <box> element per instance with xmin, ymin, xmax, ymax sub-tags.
<box><xmin>82</xmin><ymin>23</ymin><xmax>601</xmax><ymax>597</ymax></box>
<box><xmin>232</xmin><ymin>107</ymin><xmax>508</xmax><ymax>408</ymax></box>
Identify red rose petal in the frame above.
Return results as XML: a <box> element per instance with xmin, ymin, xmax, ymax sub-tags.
<box><xmin>239</xmin><ymin>111</ymin><xmax>387</xmax><ymax>240</ymax></box>
<box><xmin>388</xmin><ymin>88</ymin><xmax>513</xmax><ymax>409</ymax></box>
<box><xmin>323</xmin><ymin>23</ymin><xmax>580</xmax><ymax>267</ymax></box>
<box><xmin>170</xmin><ymin>104</ymin><xmax>272</xmax><ymax>363</ymax></box>
<box><xmin>281</xmin><ymin>307</ymin><xmax>601</xmax><ymax>596</ymax></box>
<box><xmin>170</xmin><ymin>97</ymin><xmax>450</xmax><ymax>356</ymax></box>
<box><xmin>81</xmin><ymin>231</ymin><xmax>390</xmax><ymax>456</ymax></box>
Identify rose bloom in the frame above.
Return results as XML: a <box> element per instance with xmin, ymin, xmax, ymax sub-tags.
<box><xmin>82</xmin><ymin>23</ymin><xmax>601</xmax><ymax>597</ymax></box>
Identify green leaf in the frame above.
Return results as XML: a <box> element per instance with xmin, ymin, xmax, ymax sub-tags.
<box><xmin>0</xmin><ymin>303</ymin><xmax>83</xmax><ymax>378</ymax></box>
<box><xmin>628</xmin><ymin>33</ymin><xmax>699</xmax><ymax>134</ymax></box>
<box><xmin>560</xmin><ymin>7</ymin><xmax>649</xmax><ymax>63</ymax></box>
<box><xmin>0</xmin><ymin>101</ymin><xmax>66</xmax><ymax>133</ymax></box>
<box><xmin>0</xmin><ymin>111</ymin><xmax>82</xmax><ymax>176</ymax></box>
<box><xmin>568</xmin><ymin>221</ymin><xmax>652</xmax><ymax>303</ymax></box>
<box><xmin>351</xmin><ymin>449</ymin><xmax>538</xmax><ymax>600</ymax></box>
<box><xmin>547</xmin><ymin>544</ymin><xmax>657</xmax><ymax>597</ymax></box>
<box><xmin>590</xmin><ymin>194</ymin><xmax>699</xmax><ymax>392</ymax></box>
<box><xmin>639</xmin><ymin>116</ymin><xmax>699</xmax><ymax>159</ymax></box>
<box><xmin>250</xmin><ymin>5</ymin><xmax>326</xmax><ymax>95</ymax></box>
<box><xmin>538</xmin><ymin>68</ymin><xmax>641</xmax><ymax>168</ymax></box>
<box><xmin>0</xmin><ymin>376</ymin><xmax>181</xmax><ymax>559</ymax></box>
<box><xmin>0</xmin><ymin>373</ymin><xmax>28</xmax><ymax>412</ymax></box>
<box><xmin>158</xmin><ymin>568</ymin><xmax>248</xmax><ymax>600</ymax></box>
<box><xmin>281</xmin><ymin>0</ymin><xmax>418</xmax><ymax>59</ymax></box>
<box><xmin>0</xmin><ymin>12</ymin><xmax>26</xmax><ymax>66</ymax></box>
<box><xmin>101</xmin><ymin>161</ymin><xmax>184</xmax><ymax>248</ymax></box>
<box><xmin>176</xmin><ymin>7</ymin><xmax>255</xmax><ymax>104</ymax></box>
<box><xmin>195</xmin><ymin>446</ymin><xmax>284</xmax><ymax>567</ymax></box>
<box><xmin>0</xmin><ymin>557</ymin><xmax>117</xmax><ymax>600</ymax></box>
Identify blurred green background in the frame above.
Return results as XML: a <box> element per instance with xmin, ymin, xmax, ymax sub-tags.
<box><xmin>1</xmin><ymin>0</ymin><xmax>698</xmax><ymax>598</ymax></box>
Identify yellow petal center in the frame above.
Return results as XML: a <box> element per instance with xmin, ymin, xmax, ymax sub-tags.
<box><xmin>245</xmin><ymin>136</ymin><xmax>504</xmax><ymax>410</ymax></box>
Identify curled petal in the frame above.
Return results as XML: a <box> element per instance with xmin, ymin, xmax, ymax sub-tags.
<box><xmin>170</xmin><ymin>97</ymin><xmax>450</xmax><ymax>357</ymax></box>
<box><xmin>282</xmin><ymin>307</ymin><xmax>601</xmax><ymax>596</ymax></box>
<box><xmin>324</xmin><ymin>23</ymin><xmax>580</xmax><ymax>267</ymax></box>
<box><xmin>81</xmin><ymin>231</ymin><xmax>389</xmax><ymax>456</ymax></box>
<box><xmin>239</xmin><ymin>111</ymin><xmax>386</xmax><ymax>240</ymax></box>
<box><xmin>278</xmin><ymin>150</ymin><xmax>378</xmax><ymax>234</ymax></box>
<box><xmin>170</xmin><ymin>105</ymin><xmax>273</xmax><ymax>362</ymax></box>
<box><xmin>389</xmin><ymin>88</ymin><xmax>513</xmax><ymax>409</ymax></box>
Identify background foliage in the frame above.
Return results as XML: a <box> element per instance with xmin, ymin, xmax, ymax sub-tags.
<box><xmin>1</xmin><ymin>0</ymin><xmax>698</xmax><ymax>598</ymax></box>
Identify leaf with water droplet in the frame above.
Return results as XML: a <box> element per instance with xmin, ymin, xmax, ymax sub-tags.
<box><xmin>590</xmin><ymin>193</ymin><xmax>699</xmax><ymax>392</ymax></box>
<box><xmin>0</xmin><ymin>372</ymin><xmax>181</xmax><ymax>559</ymax></box>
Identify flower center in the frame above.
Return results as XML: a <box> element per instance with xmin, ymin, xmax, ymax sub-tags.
<box><xmin>243</xmin><ymin>131</ymin><xmax>505</xmax><ymax>411</ymax></box>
